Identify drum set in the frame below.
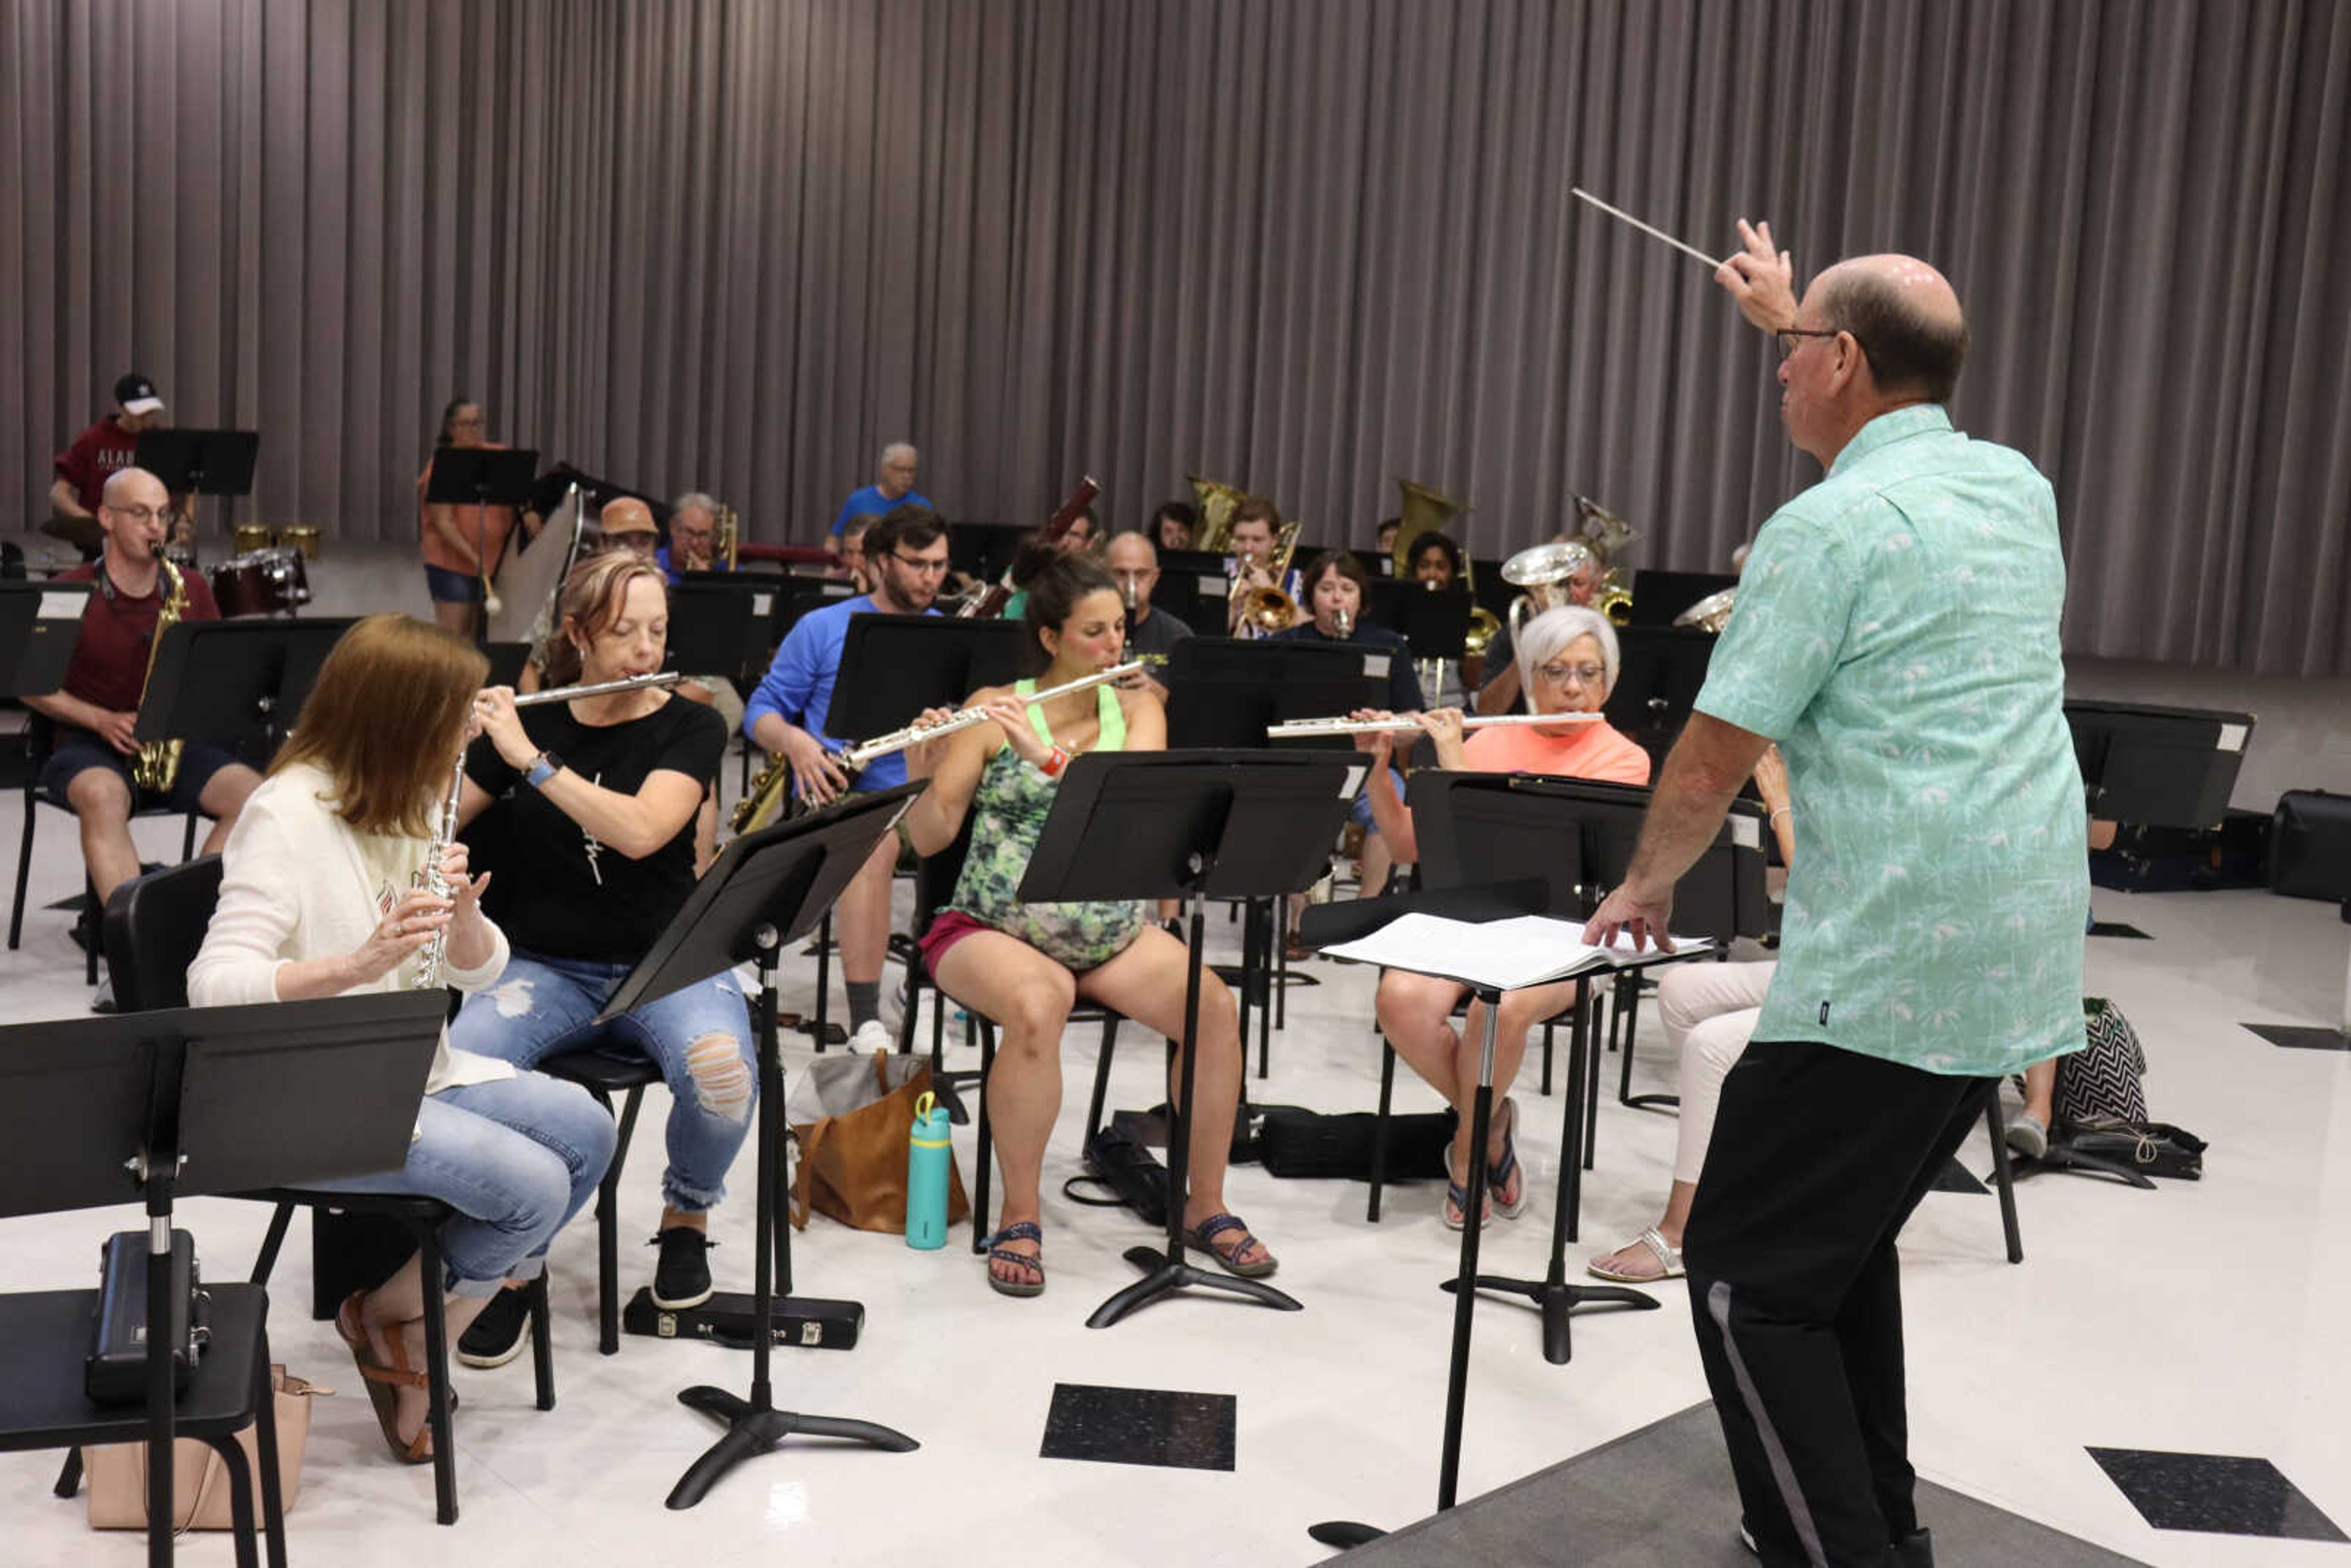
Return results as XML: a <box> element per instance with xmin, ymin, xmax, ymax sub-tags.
<box><xmin>209</xmin><ymin>523</ymin><xmax>319</xmax><ymax>617</ymax></box>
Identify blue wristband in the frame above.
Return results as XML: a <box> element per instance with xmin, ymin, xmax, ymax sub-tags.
<box><xmin>525</xmin><ymin>751</ymin><xmax>561</xmax><ymax>789</ymax></box>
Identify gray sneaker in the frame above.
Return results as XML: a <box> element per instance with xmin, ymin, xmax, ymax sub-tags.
<box><xmin>2004</xmin><ymin>1112</ymin><xmax>2049</xmax><ymax>1160</ymax></box>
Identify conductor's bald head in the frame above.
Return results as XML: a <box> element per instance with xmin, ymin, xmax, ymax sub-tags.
<box><xmin>1812</xmin><ymin>254</ymin><xmax>1968</xmax><ymax>405</ymax></box>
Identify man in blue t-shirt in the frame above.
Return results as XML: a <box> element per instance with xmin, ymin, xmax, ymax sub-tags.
<box><xmin>827</xmin><ymin>442</ymin><xmax>934</xmax><ymax>540</ymax></box>
<box><xmin>744</xmin><ymin>505</ymin><xmax>948</xmax><ymax>1043</ymax></box>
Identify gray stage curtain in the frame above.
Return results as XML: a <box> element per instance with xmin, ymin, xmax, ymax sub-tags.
<box><xmin>4</xmin><ymin>1</ymin><xmax>2345</xmax><ymax>672</ymax></box>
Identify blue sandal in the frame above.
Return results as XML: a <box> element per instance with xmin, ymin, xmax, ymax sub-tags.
<box><xmin>1185</xmin><ymin>1213</ymin><xmax>1279</xmax><ymax>1278</ymax></box>
<box><xmin>982</xmin><ymin>1221</ymin><xmax>1046</xmax><ymax>1297</ymax></box>
<box><xmin>1486</xmin><ymin>1097</ymin><xmax>1527</xmax><ymax>1219</ymax></box>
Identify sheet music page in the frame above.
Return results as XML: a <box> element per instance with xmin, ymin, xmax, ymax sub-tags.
<box><xmin>1318</xmin><ymin>912</ymin><xmax>1714</xmax><ymax>989</ymax></box>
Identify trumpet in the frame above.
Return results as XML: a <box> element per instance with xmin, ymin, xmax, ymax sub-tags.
<box><xmin>1267</xmin><ymin>710</ymin><xmax>1602</xmax><ymax>740</ymax></box>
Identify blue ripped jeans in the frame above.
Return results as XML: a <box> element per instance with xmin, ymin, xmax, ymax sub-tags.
<box><xmin>306</xmin><ymin>1073</ymin><xmax>617</xmax><ymax>1297</ymax></box>
<box><xmin>451</xmin><ymin>948</ymin><xmax>758</xmax><ymax>1214</ymax></box>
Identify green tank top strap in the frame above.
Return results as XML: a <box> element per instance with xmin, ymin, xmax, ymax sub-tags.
<box><xmin>1014</xmin><ymin>678</ymin><xmax>1126</xmax><ymax>753</ymax></box>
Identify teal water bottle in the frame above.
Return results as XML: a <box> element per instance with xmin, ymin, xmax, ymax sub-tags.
<box><xmin>906</xmin><ymin>1090</ymin><xmax>951</xmax><ymax>1250</ymax></box>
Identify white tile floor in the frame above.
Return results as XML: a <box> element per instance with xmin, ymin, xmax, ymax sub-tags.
<box><xmin>2</xmin><ymin>792</ymin><xmax>2347</xmax><ymax>1566</ymax></box>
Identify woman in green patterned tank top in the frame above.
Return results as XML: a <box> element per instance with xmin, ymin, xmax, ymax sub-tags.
<box><xmin>902</xmin><ymin>555</ymin><xmax>1279</xmax><ymax>1297</ymax></box>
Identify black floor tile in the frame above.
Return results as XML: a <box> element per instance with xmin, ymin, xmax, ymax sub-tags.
<box><xmin>2087</xmin><ymin>921</ymin><xmax>2152</xmax><ymax>939</ymax></box>
<box><xmin>1040</xmin><ymin>1382</ymin><xmax>1236</xmax><ymax>1471</ymax></box>
<box><xmin>2242</xmin><ymin>1022</ymin><xmax>2351</xmax><ymax>1051</ymax></box>
<box><xmin>2087</xmin><ymin>1447</ymin><xmax>2347</xmax><ymax>1540</ymax></box>
<box><xmin>1930</xmin><ymin>1157</ymin><xmax>1987</xmax><ymax>1195</ymax></box>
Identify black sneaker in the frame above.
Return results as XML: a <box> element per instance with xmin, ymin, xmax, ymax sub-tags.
<box><xmin>456</xmin><ymin>1283</ymin><xmax>532</xmax><ymax>1368</ymax></box>
<box><xmin>651</xmin><ymin>1226</ymin><xmax>714</xmax><ymax>1309</ymax></box>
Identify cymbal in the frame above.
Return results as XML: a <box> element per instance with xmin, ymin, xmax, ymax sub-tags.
<box><xmin>40</xmin><ymin>514</ymin><xmax>102</xmax><ymax>553</ymax></box>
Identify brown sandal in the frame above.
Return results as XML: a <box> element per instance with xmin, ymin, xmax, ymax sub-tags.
<box><xmin>336</xmin><ymin>1291</ymin><xmax>433</xmax><ymax>1465</ymax></box>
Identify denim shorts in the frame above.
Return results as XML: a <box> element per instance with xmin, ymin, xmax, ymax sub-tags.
<box><xmin>423</xmin><ymin>563</ymin><xmax>484</xmax><ymax>604</ymax></box>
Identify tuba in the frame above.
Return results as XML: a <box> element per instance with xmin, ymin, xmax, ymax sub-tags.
<box><xmin>130</xmin><ymin>546</ymin><xmax>189</xmax><ymax>795</ymax></box>
<box><xmin>1570</xmin><ymin>495</ymin><xmax>1637</xmax><ymax>626</ymax></box>
<box><xmin>1188</xmin><ymin>475</ymin><xmax>1250</xmax><ymax>553</ymax></box>
<box><xmin>1234</xmin><ymin>520</ymin><xmax>1302</xmax><ymax>633</ymax></box>
<box><xmin>1390</xmin><ymin>478</ymin><xmax>1464</xmax><ymax>579</ymax></box>
<box><xmin>1499</xmin><ymin>539</ymin><xmax>1594</xmax><ymax>650</ymax></box>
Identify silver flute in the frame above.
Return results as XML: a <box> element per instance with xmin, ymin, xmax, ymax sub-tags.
<box><xmin>1266</xmin><ymin>711</ymin><xmax>1601</xmax><ymax>739</ymax></box>
<box><xmin>414</xmin><ymin>671</ymin><xmax>684</xmax><ymax>988</ymax></box>
<box><xmin>838</xmin><ymin>661</ymin><xmax>1145</xmax><ymax>768</ymax></box>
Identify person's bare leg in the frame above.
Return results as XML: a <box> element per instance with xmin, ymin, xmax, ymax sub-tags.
<box><xmin>1079</xmin><ymin>926</ymin><xmax>1269</xmax><ymax>1267</ymax></box>
<box><xmin>195</xmin><ymin>764</ymin><xmax>261</xmax><ymax>856</ymax></box>
<box><xmin>430</xmin><ymin>599</ymin><xmax>474</xmax><ymax>640</ymax></box>
<box><xmin>353</xmin><ymin>1258</ymin><xmax>494</xmax><ymax>1447</ymax></box>
<box><xmin>1377</xmin><ymin>970</ymin><xmax>1470</xmax><ymax>1116</ymax></box>
<box><xmin>834</xmin><ymin>836</ymin><xmax>897</xmax><ymax>992</ymax></box>
<box><xmin>1359</xmin><ymin>832</ymin><xmax>1394</xmax><ymax>899</ymax></box>
<box><xmin>2020</xmin><ymin>1058</ymin><xmax>2057</xmax><ymax>1129</ymax></box>
<box><xmin>66</xmin><ymin>770</ymin><xmax>141</xmax><ymax>908</ymax></box>
<box><xmin>934</xmin><ymin>932</ymin><xmax>1076</xmax><ymax>1288</ymax></box>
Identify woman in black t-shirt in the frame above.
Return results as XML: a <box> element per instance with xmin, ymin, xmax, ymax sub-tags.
<box><xmin>445</xmin><ymin>553</ymin><xmax>749</xmax><ymax>1356</ymax></box>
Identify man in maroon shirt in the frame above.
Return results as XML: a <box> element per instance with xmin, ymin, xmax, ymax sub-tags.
<box><xmin>50</xmin><ymin>373</ymin><xmax>187</xmax><ymax>522</ymax></box>
<box><xmin>23</xmin><ymin>468</ymin><xmax>260</xmax><ymax>956</ymax></box>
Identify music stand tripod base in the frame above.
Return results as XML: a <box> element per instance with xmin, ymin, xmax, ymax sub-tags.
<box><xmin>1087</xmin><ymin>885</ymin><xmax>1304</xmax><ymax>1329</ymax></box>
<box><xmin>1441</xmin><ymin>976</ymin><xmax>1659</xmax><ymax>1366</ymax></box>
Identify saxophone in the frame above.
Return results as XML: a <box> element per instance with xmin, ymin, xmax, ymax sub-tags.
<box><xmin>129</xmin><ymin>546</ymin><xmax>189</xmax><ymax>795</ymax></box>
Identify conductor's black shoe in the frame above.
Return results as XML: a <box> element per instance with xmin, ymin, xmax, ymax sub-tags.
<box><xmin>456</xmin><ymin>1284</ymin><xmax>532</xmax><ymax>1369</ymax></box>
<box><xmin>651</xmin><ymin>1226</ymin><xmax>714</xmax><ymax>1309</ymax></box>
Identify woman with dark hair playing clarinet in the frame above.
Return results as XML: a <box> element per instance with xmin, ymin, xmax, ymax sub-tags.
<box><xmin>899</xmin><ymin>553</ymin><xmax>1279</xmax><ymax>1297</ymax></box>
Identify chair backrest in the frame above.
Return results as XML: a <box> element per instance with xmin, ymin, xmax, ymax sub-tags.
<box><xmin>102</xmin><ymin>856</ymin><xmax>223</xmax><ymax>1011</ymax></box>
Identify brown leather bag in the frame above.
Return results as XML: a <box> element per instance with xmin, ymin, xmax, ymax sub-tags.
<box><xmin>789</xmin><ymin>1052</ymin><xmax>970</xmax><ymax>1232</ymax></box>
<box><xmin>84</xmin><ymin>1365</ymin><xmax>328</xmax><ymax>1531</ymax></box>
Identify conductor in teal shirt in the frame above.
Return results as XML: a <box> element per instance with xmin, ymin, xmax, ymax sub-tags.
<box><xmin>1586</xmin><ymin>223</ymin><xmax>2085</xmax><ymax>1568</ymax></box>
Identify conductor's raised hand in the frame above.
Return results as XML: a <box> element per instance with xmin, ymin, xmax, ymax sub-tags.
<box><xmin>1583</xmin><ymin>874</ymin><xmax>1677</xmax><ymax>955</ymax></box>
<box><xmin>1715</xmin><ymin>218</ymin><xmax>1797</xmax><ymax>332</ymax></box>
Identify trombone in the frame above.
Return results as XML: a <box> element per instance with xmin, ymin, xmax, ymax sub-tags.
<box><xmin>1233</xmin><ymin>520</ymin><xmax>1302</xmax><ymax>633</ymax></box>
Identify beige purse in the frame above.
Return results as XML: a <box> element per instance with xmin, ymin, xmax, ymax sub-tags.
<box><xmin>83</xmin><ymin>1366</ymin><xmax>329</xmax><ymax>1531</ymax></box>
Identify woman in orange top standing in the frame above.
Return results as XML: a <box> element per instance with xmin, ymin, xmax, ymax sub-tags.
<box><xmin>1355</xmin><ymin>604</ymin><xmax>1652</xmax><ymax>1229</ymax></box>
<box><xmin>417</xmin><ymin>397</ymin><xmax>537</xmax><ymax>642</ymax></box>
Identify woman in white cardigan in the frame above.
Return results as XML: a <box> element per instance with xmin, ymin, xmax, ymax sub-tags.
<box><xmin>189</xmin><ymin>615</ymin><xmax>615</xmax><ymax>1464</ymax></box>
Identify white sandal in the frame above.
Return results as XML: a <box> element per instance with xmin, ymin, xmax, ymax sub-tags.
<box><xmin>1588</xmin><ymin>1225</ymin><xmax>1684</xmax><ymax>1283</ymax></box>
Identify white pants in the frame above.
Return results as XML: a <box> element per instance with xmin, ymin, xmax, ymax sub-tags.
<box><xmin>1657</xmin><ymin>959</ymin><xmax>1777</xmax><ymax>1184</ymax></box>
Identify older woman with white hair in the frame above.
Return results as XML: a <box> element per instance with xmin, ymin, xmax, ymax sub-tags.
<box><xmin>1352</xmin><ymin>604</ymin><xmax>1652</xmax><ymax>1228</ymax></box>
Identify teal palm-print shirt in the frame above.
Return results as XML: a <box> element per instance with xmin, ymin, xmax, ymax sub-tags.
<box><xmin>1695</xmin><ymin>404</ymin><xmax>2087</xmax><ymax>1076</ymax></box>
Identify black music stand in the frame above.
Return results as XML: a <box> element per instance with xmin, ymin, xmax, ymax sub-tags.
<box><xmin>1411</xmin><ymin>773</ymin><xmax>1765</xmax><ymax>1360</ymax></box>
<box><xmin>1018</xmin><ymin>749</ymin><xmax>1354</xmax><ymax>1327</ymax></box>
<box><xmin>1157</xmin><ymin>549</ymin><xmax>1237</xmax><ymax>636</ymax></box>
<box><xmin>0</xmin><ymin>581</ymin><xmax>92</xmax><ymax>695</ymax></box>
<box><xmin>1294</xmin><ymin>881</ymin><xmax>1644</xmax><ymax>1539</ymax></box>
<box><xmin>662</xmin><ymin>581</ymin><xmax>761</xmax><ymax>682</ymax></box>
<box><xmin>131</xmin><ymin>619</ymin><xmax>360</xmax><ymax>761</ymax></box>
<box><xmin>0</xmin><ymin>991</ymin><xmax>445</xmax><ymax>1567</ymax></box>
<box><xmin>133</xmin><ymin>429</ymin><xmax>260</xmax><ymax>538</ymax></box>
<box><xmin>1627</xmin><ymin>568</ymin><xmax>1740</xmax><ymax>628</ymax></box>
<box><xmin>1603</xmin><ymin>625</ymin><xmax>1719</xmax><ymax>768</ymax></box>
<box><xmin>822</xmin><ymin>615</ymin><xmax>1032</xmax><ymax>738</ymax></box>
<box><xmin>602</xmin><ymin>785</ymin><xmax>926</xmax><ymax>1510</ymax></box>
<box><xmin>2065</xmin><ymin>700</ymin><xmax>2254</xmax><ymax>829</ymax></box>
<box><xmin>424</xmin><ymin>447</ymin><xmax>541</xmax><ymax>530</ymax></box>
